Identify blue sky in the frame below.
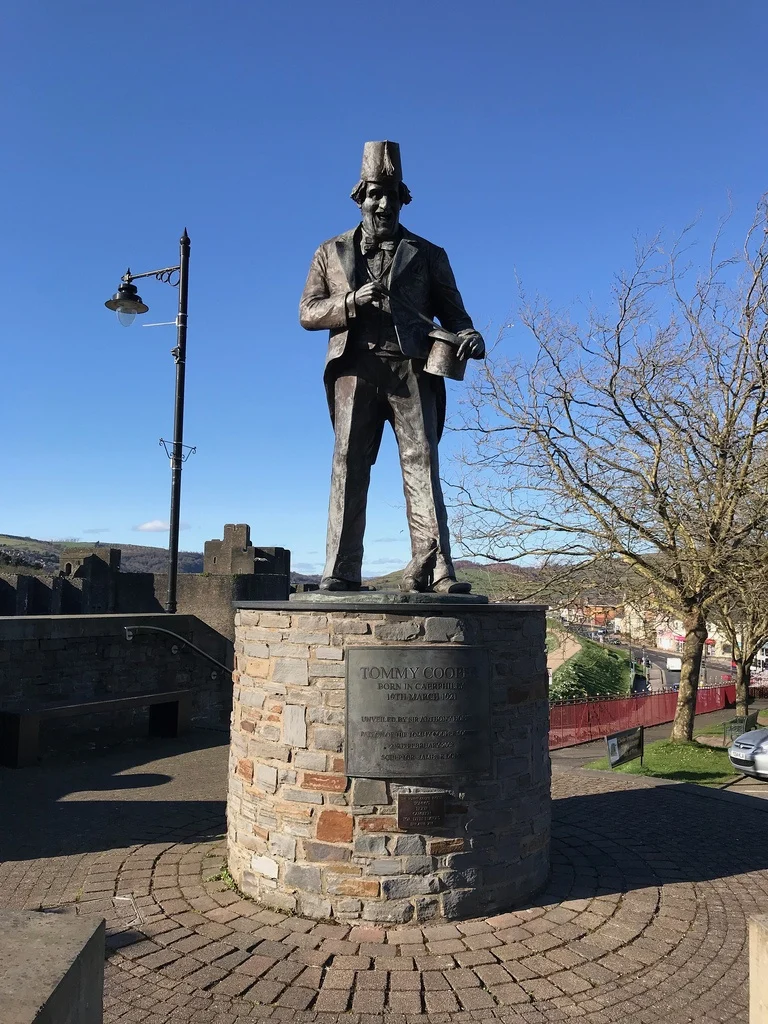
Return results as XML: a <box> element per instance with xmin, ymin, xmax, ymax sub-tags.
<box><xmin>3</xmin><ymin>0</ymin><xmax>767</xmax><ymax>576</ymax></box>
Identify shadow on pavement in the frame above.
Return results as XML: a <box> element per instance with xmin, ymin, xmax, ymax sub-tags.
<box><xmin>538</xmin><ymin>780</ymin><xmax>768</xmax><ymax>904</ymax></box>
<box><xmin>0</xmin><ymin>729</ymin><xmax>228</xmax><ymax>861</ymax></box>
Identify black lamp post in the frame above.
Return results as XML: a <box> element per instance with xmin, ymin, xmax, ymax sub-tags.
<box><xmin>105</xmin><ymin>230</ymin><xmax>191</xmax><ymax>614</ymax></box>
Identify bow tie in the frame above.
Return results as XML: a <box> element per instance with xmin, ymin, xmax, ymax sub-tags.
<box><xmin>361</xmin><ymin>237</ymin><xmax>397</xmax><ymax>255</ymax></box>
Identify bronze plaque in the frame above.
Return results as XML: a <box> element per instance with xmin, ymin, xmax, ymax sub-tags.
<box><xmin>345</xmin><ymin>646</ymin><xmax>490</xmax><ymax>778</ymax></box>
<box><xmin>397</xmin><ymin>792</ymin><xmax>446</xmax><ymax>830</ymax></box>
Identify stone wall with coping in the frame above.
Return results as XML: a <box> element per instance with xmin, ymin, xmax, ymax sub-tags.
<box><xmin>0</xmin><ymin>613</ymin><xmax>231</xmax><ymax>752</ymax></box>
<box><xmin>228</xmin><ymin>602</ymin><xmax>551</xmax><ymax>923</ymax></box>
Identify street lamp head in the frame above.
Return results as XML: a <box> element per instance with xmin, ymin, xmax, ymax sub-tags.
<box><xmin>104</xmin><ymin>275</ymin><xmax>149</xmax><ymax>327</ymax></box>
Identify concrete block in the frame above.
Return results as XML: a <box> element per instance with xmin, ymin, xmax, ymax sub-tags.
<box><xmin>0</xmin><ymin>909</ymin><xmax>105</xmax><ymax>1024</ymax></box>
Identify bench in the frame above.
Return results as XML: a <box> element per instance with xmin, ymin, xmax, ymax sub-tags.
<box><xmin>722</xmin><ymin>709</ymin><xmax>760</xmax><ymax>745</ymax></box>
<box><xmin>0</xmin><ymin>689</ymin><xmax>193</xmax><ymax>768</ymax></box>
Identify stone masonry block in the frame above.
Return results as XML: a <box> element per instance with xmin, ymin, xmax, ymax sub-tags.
<box><xmin>269</xmin><ymin>834</ymin><xmax>297</xmax><ymax>860</ymax></box>
<box><xmin>316</xmin><ymin>646</ymin><xmax>343</xmax><ymax>660</ymax></box>
<box><xmin>290</xmin><ymin>631</ymin><xmax>331</xmax><ymax>644</ymax></box>
<box><xmin>256</xmin><ymin>764</ymin><xmax>277</xmax><ymax>793</ymax></box>
<box><xmin>285</xmin><ymin>862</ymin><xmax>322</xmax><ymax>892</ymax></box>
<box><xmin>298</xmin><ymin>893</ymin><xmax>333</xmax><ymax>919</ymax></box>
<box><xmin>390</xmin><ymin>834</ymin><xmax>425</xmax><ymax>856</ymax></box>
<box><xmin>294</xmin><ymin>750</ymin><xmax>327</xmax><ymax>771</ymax></box>
<box><xmin>424</xmin><ymin>617</ymin><xmax>465</xmax><ymax>642</ymax></box>
<box><xmin>304</xmin><ymin>841</ymin><xmax>352</xmax><ymax>863</ymax></box>
<box><xmin>381</xmin><ymin>875</ymin><xmax>439</xmax><ymax>898</ymax></box>
<box><xmin>332</xmin><ymin>619</ymin><xmax>371</xmax><ymax>634</ymax></box>
<box><xmin>328</xmin><ymin>878</ymin><xmax>380</xmax><ymax>897</ymax></box>
<box><xmin>283</xmin><ymin>789</ymin><xmax>323</xmax><ymax>804</ymax></box>
<box><xmin>251</xmin><ymin>855</ymin><xmax>279</xmax><ymax>879</ymax></box>
<box><xmin>248</xmin><ymin>738</ymin><xmax>290</xmax><ymax>763</ymax></box>
<box><xmin>354</xmin><ymin>835</ymin><xmax>388</xmax><ymax>855</ymax></box>
<box><xmin>271</xmin><ymin>659</ymin><xmax>309</xmax><ymax>685</ymax></box>
<box><xmin>374</xmin><ymin>621</ymin><xmax>423</xmax><ymax>641</ymax></box>
<box><xmin>352</xmin><ymin>779</ymin><xmax>388</xmax><ymax>806</ymax></box>
<box><xmin>283</xmin><ymin>704</ymin><xmax>307</xmax><ymax>747</ymax></box>
<box><xmin>309</xmin><ymin>662</ymin><xmax>345</xmax><ymax>678</ymax></box>
<box><xmin>313</xmin><ymin>725</ymin><xmax>343</xmax><ymax>751</ymax></box>
<box><xmin>243</xmin><ymin>641</ymin><xmax>270</xmax><ymax>658</ymax></box>
<box><xmin>362</xmin><ymin>901</ymin><xmax>414</xmax><ymax>924</ymax></box>
<box><xmin>301</xmin><ymin>772</ymin><xmax>347</xmax><ymax>792</ymax></box>
<box><xmin>316</xmin><ymin>809</ymin><xmax>353</xmax><ymax>843</ymax></box>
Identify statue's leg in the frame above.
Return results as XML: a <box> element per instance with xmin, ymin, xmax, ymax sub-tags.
<box><xmin>387</xmin><ymin>363</ymin><xmax>454</xmax><ymax>586</ymax></box>
<box><xmin>323</xmin><ymin>373</ymin><xmax>380</xmax><ymax>585</ymax></box>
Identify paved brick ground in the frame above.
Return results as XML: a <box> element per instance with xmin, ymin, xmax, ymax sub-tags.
<box><xmin>2</xmin><ymin>731</ymin><xmax>767</xmax><ymax>1023</ymax></box>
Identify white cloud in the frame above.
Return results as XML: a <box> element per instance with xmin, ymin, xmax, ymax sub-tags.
<box><xmin>83</xmin><ymin>527</ymin><xmax>110</xmax><ymax>535</ymax></box>
<box><xmin>133</xmin><ymin>520</ymin><xmax>190</xmax><ymax>532</ymax></box>
<box><xmin>293</xmin><ymin>561</ymin><xmax>323</xmax><ymax>574</ymax></box>
<box><xmin>134</xmin><ymin>520</ymin><xmax>169</xmax><ymax>532</ymax></box>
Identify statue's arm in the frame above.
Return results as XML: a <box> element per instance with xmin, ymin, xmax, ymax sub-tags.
<box><xmin>430</xmin><ymin>247</ymin><xmax>485</xmax><ymax>358</ymax></box>
<box><xmin>299</xmin><ymin>247</ymin><xmax>354</xmax><ymax>331</ymax></box>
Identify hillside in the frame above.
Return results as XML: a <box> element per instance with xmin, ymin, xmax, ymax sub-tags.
<box><xmin>366</xmin><ymin>560</ymin><xmax>537</xmax><ymax>600</ymax></box>
<box><xmin>0</xmin><ymin>532</ymin><xmax>320</xmax><ymax>582</ymax></box>
<box><xmin>0</xmin><ymin>533</ymin><xmax>203</xmax><ymax>574</ymax></box>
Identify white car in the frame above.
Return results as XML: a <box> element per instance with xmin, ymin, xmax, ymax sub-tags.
<box><xmin>728</xmin><ymin>728</ymin><xmax>768</xmax><ymax>780</ymax></box>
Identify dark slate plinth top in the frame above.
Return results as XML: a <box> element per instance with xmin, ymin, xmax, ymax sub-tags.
<box><xmin>234</xmin><ymin>591</ymin><xmax>547</xmax><ymax>613</ymax></box>
<box><xmin>291</xmin><ymin>589</ymin><xmax>489</xmax><ymax>605</ymax></box>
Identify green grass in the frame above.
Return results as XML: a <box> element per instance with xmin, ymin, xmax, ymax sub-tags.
<box><xmin>586</xmin><ymin>739</ymin><xmax>740</xmax><ymax>786</ymax></box>
<box><xmin>550</xmin><ymin>636</ymin><xmax>632</xmax><ymax>700</ymax></box>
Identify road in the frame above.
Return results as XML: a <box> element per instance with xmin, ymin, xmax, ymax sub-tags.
<box><xmin>571</xmin><ymin>632</ymin><xmax>732</xmax><ymax>692</ymax></box>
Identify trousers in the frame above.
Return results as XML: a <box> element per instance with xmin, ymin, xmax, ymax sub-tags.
<box><xmin>323</xmin><ymin>350</ymin><xmax>455</xmax><ymax>586</ymax></box>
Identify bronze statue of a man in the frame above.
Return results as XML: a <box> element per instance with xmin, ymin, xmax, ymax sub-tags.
<box><xmin>300</xmin><ymin>141</ymin><xmax>485</xmax><ymax>594</ymax></box>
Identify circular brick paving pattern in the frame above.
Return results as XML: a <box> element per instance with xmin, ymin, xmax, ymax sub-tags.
<box><xmin>63</xmin><ymin>770</ymin><xmax>768</xmax><ymax>1023</ymax></box>
<box><xmin>4</xmin><ymin>764</ymin><xmax>767</xmax><ymax>1023</ymax></box>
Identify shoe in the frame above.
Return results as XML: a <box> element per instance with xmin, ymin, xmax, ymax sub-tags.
<box><xmin>319</xmin><ymin>577</ymin><xmax>361</xmax><ymax>592</ymax></box>
<box><xmin>431</xmin><ymin>577</ymin><xmax>472</xmax><ymax>595</ymax></box>
<box><xmin>400</xmin><ymin>574</ymin><xmax>426</xmax><ymax>593</ymax></box>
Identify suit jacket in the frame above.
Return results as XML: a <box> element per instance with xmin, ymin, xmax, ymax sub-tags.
<box><xmin>299</xmin><ymin>225</ymin><xmax>476</xmax><ymax>441</ymax></box>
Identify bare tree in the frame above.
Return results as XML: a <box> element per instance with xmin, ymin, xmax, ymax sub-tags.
<box><xmin>709</xmin><ymin>548</ymin><xmax>768</xmax><ymax>717</ymax></box>
<box><xmin>453</xmin><ymin>200</ymin><xmax>768</xmax><ymax>741</ymax></box>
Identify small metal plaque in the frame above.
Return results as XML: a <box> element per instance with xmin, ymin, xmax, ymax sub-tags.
<box><xmin>397</xmin><ymin>792</ymin><xmax>446</xmax><ymax>830</ymax></box>
<box><xmin>345</xmin><ymin>645</ymin><xmax>491</xmax><ymax>778</ymax></box>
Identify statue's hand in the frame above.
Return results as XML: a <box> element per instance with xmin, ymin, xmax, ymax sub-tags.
<box><xmin>457</xmin><ymin>331</ymin><xmax>485</xmax><ymax>360</ymax></box>
<box><xmin>354</xmin><ymin>282</ymin><xmax>388</xmax><ymax>307</ymax></box>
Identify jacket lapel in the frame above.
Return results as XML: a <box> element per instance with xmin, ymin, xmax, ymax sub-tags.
<box><xmin>334</xmin><ymin>230</ymin><xmax>357</xmax><ymax>289</ymax></box>
<box><xmin>390</xmin><ymin>233</ymin><xmax>419</xmax><ymax>283</ymax></box>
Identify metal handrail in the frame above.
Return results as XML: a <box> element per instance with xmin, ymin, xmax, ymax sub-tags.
<box><xmin>124</xmin><ymin>625</ymin><xmax>232</xmax><ymax>676</ymax></box>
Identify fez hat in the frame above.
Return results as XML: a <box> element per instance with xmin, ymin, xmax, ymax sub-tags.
<box><xmin>360</xmin><ymin>140</ymin><xmax>404</xmax><ymax>183</ymax></box>
<box><xmin>352</xmin><ymin>141</ymin><xmax>412</xmax><ymax>204</ymax></box>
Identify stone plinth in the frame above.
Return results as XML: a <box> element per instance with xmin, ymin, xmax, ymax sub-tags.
<box><xmin>227</xmin><ymin>596</ymin><xmax>550</xmax><ymax>923</ymax></box>
<box><xmin>0</xmin><ymin>910</ymin><xmax>105</xmax><ymax>1024</ymax></box>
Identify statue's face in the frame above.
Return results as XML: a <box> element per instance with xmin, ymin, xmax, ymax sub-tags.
<box><xmin>360</xmin><ymin>181</ymin><xmax>401</xmax><ymax>240</ymax></box>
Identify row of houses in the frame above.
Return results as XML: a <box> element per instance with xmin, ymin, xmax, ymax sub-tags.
<box><xmin>558</xmin><ymin>594</ymin><xmax>768</xmax><ymax>670</ymax></box>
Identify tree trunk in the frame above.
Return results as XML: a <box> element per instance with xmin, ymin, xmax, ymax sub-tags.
<box><xmin>735</xmin><ymin>660</ymin><xmax>750</xmax><ymax>718</ymax></box>
<box><xmin>670</xmin><ymin>606</ymin><xmax>708</xmax><ymax>742</ymax></box>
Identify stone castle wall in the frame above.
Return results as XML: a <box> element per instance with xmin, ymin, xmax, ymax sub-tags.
<box><xmin>227</xmin><ymin>602</ymin><xmax>551</xmax><ymax>923</ymax></box>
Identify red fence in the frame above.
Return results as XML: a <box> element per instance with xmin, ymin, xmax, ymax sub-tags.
<box><xmin>549</xmin><ymin>685</ymin><xmax>736</xmax><ymax>749</ymax></box>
